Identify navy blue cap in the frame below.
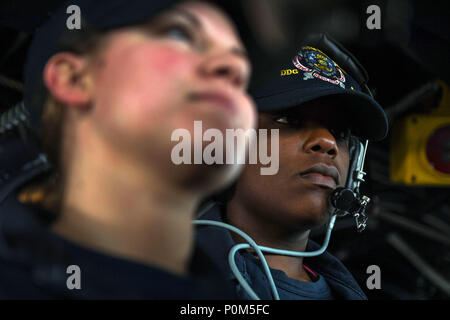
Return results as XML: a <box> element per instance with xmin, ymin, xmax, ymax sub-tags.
<box><xmin>251</xmin><ymin>45</ymin><xmax>388</xmax><ymax>141</ymax></box>
<box><xmin>24</xmin><ymin>0</ymin><xmax>178</xmax><ymax>132</ymax></box>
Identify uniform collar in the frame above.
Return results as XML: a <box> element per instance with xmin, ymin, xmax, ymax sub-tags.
<box><xmin>196</xmin><ymin>203</ymin><xmax>367</xmax><ymax>299</ymax></box>
<box><xmin>0</xmin><ymin>191</ymin><xmax>234</xmax><ymax>299</ymax></box>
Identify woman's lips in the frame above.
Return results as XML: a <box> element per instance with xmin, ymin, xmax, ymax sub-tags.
<box><xmin>299</xmin><ymin>172</ymin><xmax>337</xmax><ymax>189</ymax></box>
<box><xmin>189</xmin><ymin>91</ymin><xmax>236</xmax><ymax>113</ymax></box>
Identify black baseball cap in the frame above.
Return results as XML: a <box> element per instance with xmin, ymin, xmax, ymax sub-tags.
<box><xmin>251</xmin><ymin>44</ymin><xmax>388</xmax><ymax>141</ymax></box>
<box><xmin>24</xmin><ymin>0</ymin><xmax>178</xmax><ymax>132</ymax></box>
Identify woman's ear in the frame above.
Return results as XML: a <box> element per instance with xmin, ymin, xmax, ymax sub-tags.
<box><xmin>43</xmin><ymin>52</ymin><xmax>93</xmax><ymax>107</ymax></box>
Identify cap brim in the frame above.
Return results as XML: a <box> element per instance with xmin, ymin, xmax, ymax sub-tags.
<box><xmin>254</xmin><ymin>86</ymin><xmax>389</xmax><ymax>141</ymax></box>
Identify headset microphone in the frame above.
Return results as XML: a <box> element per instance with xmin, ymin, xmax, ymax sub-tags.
<box><xmin>330</xmin><ymin>187</ymin><xmax>370</xmax><ymax>232</ymax></box>
<box><xmin>331</xmin><ymin>187</ymin><xmax>359</xmax><ymax>212</ymax></box>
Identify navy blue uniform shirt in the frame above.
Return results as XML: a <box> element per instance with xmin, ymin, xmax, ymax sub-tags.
<box><xmin>0</xmin><ymin>189</ymin><xmax>235</xmax><ymax>299</ymax></box>
<box><xmin>195</xmin><ymin>204</ymin><xmax>367</xmax><ymax>300</ymax></box>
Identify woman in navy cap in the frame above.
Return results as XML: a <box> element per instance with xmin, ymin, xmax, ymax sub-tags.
<box><xmin>196</xmin><ymin>34</ymin><xmax>389</xmax><ymax>300</ymax></box>
<box><xmin>0</xmin><ymin>0</ymin><xmax>255</xmax><ymax>299</ymax></box>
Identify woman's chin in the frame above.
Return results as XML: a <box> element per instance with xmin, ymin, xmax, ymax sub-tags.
<box><xmin>172</xmin><ymin>162</ymin><xmax>244</xmax><ymax>194</ymax></box>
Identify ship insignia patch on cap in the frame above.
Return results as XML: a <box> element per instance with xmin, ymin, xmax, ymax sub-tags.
<box><xmin>292</xmin><ymin>46</ymin><xmax>346</xmax><ymax>89</ymax></box>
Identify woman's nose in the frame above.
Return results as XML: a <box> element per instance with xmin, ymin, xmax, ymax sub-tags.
<box><xmin>303</xmin><ymin>127</ymin><xmax>339</xmax><ymax>158</ymax></box>
<box><xmin>200</xmin><ymin>52</ymin><xmax>249</xmax><ymax>89</ymax></box>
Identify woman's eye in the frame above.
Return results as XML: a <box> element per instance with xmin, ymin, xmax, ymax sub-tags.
<box><xmin>274</xmin><ymin>115</ymin><xmax>303</xmax><ymax>127</ymax></box>
<box><xmin>331</xmin><ymin>128</ymin><xmax>350</xmax><ymax>143</ymax></box>
<box><xmin>163</xmin><ymin>25</ymin><xmax>194</xmax><ymax>43</ymax></box>
<box><xmin>274</xmin><ymin>116</ymin><xmax>290</xmax><ymax>124</ymax></box>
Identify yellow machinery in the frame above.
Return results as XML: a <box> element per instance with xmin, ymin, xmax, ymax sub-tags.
<box><xmin>390</xmin><ymin>80</ymin><xmax>450</xmax><ymax>186</ymax></box>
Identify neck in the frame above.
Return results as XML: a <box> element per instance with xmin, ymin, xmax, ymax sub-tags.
<box><xmin>227</xmin><ymin>198</ymin><xmax>313</xmax><ymax>282</ymax></box>
<box><xmin>52</xmin><ymin>130</ymin><xmax>199</xmax><ymax>276</ymax></box>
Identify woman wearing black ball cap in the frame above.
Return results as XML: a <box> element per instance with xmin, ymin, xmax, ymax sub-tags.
<box><xmin>196</xmin><ymin>35</ymin><xmax>388</xmax><ymax>300</ymax></box>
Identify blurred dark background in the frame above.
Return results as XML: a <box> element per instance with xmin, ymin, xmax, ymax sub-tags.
<box><xmin>1</xmin><ymin>0</ymin><xmax>449</xmax><ymax>299</ymax></box>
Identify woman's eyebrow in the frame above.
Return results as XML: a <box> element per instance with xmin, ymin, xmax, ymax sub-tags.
<box><xmin>172</xmin><ymin>8</ymin><xmax>250</xmax><ymax>60</ymax></box>
<box><xmin>171</xmin><ymin>8</ymin><xmax>202</xmax><ymax>29</ymax></box>
<box><xmin>158</xmin><ymin>7</ymin><xmax>251</xmax><ymax>75</ymax></box>
<box><xmin>231</xmin><ymin>46</ymin><xmax>250</xmax><ymax>61</ymax></box>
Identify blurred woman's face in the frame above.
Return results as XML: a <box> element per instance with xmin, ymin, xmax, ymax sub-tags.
<box><xmin>87</xmin><ymin>1</ymin><xmax>256</xmax><ymax>189</ymax></box>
